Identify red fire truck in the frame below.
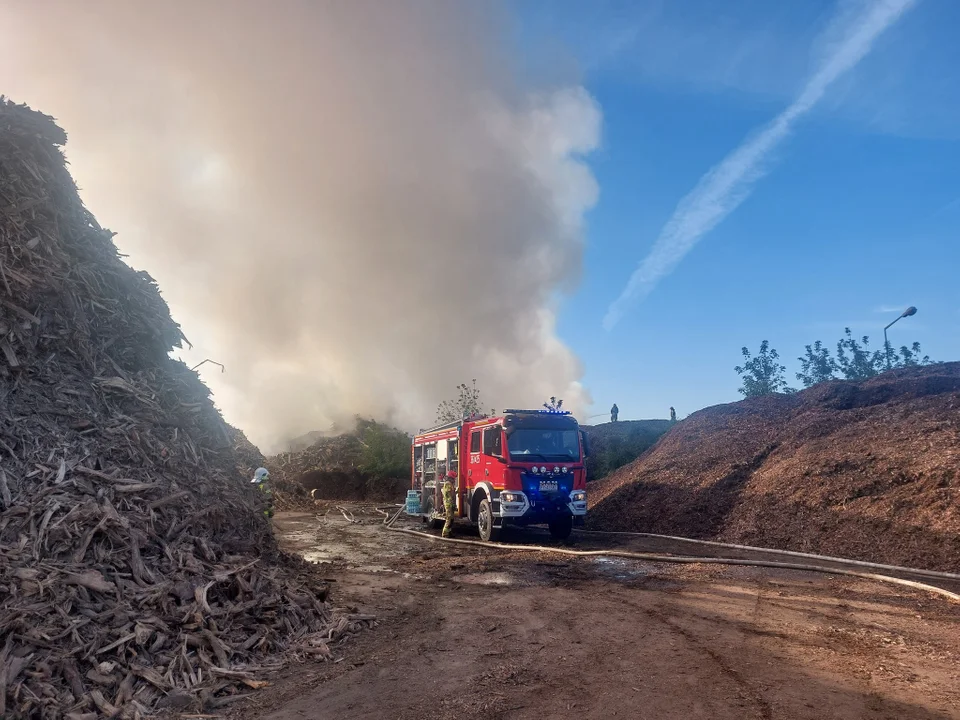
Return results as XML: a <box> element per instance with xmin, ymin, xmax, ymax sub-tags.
<box><xmin>411</xmin><ymin>409</ymin><xmax>590</xmax><ymax>541</ymax></box>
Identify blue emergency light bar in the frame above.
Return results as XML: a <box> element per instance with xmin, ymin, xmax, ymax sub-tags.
<box><xmin>503</xmin><ymin>409</ymin><xmax>572</xmax><ymax>415</ymax></box>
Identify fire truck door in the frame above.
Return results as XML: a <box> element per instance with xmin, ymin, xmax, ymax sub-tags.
<box><xmin>467</xmin><ymin>430</ymin><xmax>481</xmax><ymax>489</ymax></box>
<box><xmin>482</xmin><ymin>425</ymin><xmax>506</xmax><ymax>487</ymax></box>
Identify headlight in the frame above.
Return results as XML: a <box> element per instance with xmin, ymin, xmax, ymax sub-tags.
<box><xmin>530</xmin><ymin>466</ymin><xmax>539</xmax><ymax>474</ymax></box>
<box><xmin>561</xmin><ymin>467</ymin><xmax>569</xmax><ymax>474</ymax></box>
<box><xmin>502</xmin><ymin>492</ymin><xmax>520</xmax><ymax>503</ymax></box>
<box><xmin>570</xmin><ymin>490</ymin><xmax>586</xmax><ymax>503</ymax></box>
<box><xmin>540</xmin><ymin>466</ymin><xmax>547</xmax><ymax>474</ymax></box>
<box><xmin>553</xmin><ymin>466</ymin><xmax>560</xmax><ymax>474</ymax></box>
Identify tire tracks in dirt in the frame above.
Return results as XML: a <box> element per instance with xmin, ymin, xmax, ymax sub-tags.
<box><xmin>230</xmin><ymin>512</ymin><xmax>960</xmax><ymax>720</ymax></box>
<box><xmin>617</xmin><ymin>590</ymin><xmax>774</xmax><ymax>720</ymax></box>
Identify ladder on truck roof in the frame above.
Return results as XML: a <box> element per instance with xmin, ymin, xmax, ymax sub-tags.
<box><xmin>416</xmin><ymin>418</ymin><xmax>462</xmax><ymax>436</ymax></box>
<box><xmin>418</xmin><ymin>410</ymin><xmax>493</xmax><ymax>436</ymax></box>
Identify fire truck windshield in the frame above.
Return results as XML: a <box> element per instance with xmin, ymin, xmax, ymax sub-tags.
<box><xmin>506</xmin><ymin>428</ymin><xmax>580</xmax><ymax>461</ymax></box>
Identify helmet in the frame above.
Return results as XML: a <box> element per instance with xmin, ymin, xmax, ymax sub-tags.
<box><xmin>253</xmin><ymin>467</ymin><xmax>269</xmax><ymax>484</ymax></box>
<box><xmin>445</xmin><ymin>471</ymin><xmax>456</xmax><ymax>479</ymax></box>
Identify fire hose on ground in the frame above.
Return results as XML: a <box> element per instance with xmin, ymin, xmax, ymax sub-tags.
<box><xmin>377</xmin><ymin>505</ymin><xmax>960</xmax><ymax>603</ymax></box>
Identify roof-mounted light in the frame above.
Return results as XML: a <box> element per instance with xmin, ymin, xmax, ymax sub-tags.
<box><xmin>503</xmin><ymin>409</ymin><xmax>572</xmax><ymax>416</ymax></box>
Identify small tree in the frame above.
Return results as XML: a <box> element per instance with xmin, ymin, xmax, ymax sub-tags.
<box><xmin>796</xmin><ymin>341</ymin><xmax>838</xmax><ymax>388</ymax></box>
<box><xmin>543</xmin><ymin>396</ymin><xmax>564</xmax><ymax>411</ymax></box>
<box><xmin>881</xmin><ymin>339</ymin><xmax>932</xmax><ymax>369</ymax></box>
<box><xmin>894</xmin><ymin>341</ymin><xmax>931</xmax><ymax>367</ymax></box>
<box><xmin>836</xmin><ymin>328</ymin><xmax>882</xmax><ymax>380</ymax></box>
<box><xmin>358</xmin><ymin>420</ymin><xmax>411</xmax><ymax>479</ymax></box>
<box><xmin>436</xmin><ymin>380</ymin><xmax>487</xmax><ymax>423</ymax></box>
<box><xmin>735</xmin><ymin>341</ymin><xmax>794</xmax><ymax>397</ymax></box>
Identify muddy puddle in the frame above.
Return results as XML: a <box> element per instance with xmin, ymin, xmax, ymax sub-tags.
<box><xmin>278</xmin><ymin>513</ymin><xmax>422</xmax><ymax>574</ymax></box>
<box><xmin>453</xmin><ymin>571</ymin><xmax>517</xmax><ymax>586</ymax></box>
<box><xmin>592</xmin><ymin>556</ymin><xmax>653</xmax><ymax>580</ymax></box>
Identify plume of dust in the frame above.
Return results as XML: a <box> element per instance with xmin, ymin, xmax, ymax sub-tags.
<box><xmin>603</xmin><ymin>0</ymin><xmax>918</xmax><ymax>330</ymax></box>
<box><xmin>0</xmin><ymin>0</ymin><xmax>601</xmax><ymax>452</ymax></box>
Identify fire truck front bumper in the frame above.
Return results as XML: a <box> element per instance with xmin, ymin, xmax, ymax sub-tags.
<box><xmin>496</xmin><ymin>490</ymin><xmax>587</xmax><ymax>522</ymax></box>
<box><xmin>567</xmin><ymin>489</ymin><xmax>587</xmax><ymax>516</ymax></box>
<box><xmin>497</xmin><ymin>491</ymin><xmax>530</xmax><ymax>518</ymax></box>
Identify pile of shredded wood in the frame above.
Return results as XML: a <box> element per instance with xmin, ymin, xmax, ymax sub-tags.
<box><xmin>268</xmin><ymin>425</ymin><xmax>407</xmax><ymax>505</ymax></box>
<box><xmin>229</xmin><ymin>428</ymin><xmax>313</xmax><ymax>512</ymax></box>
<box><xmin>588</xmin><ymin>363</ymin><xmax>960</xmax><ymax>571</ymax></box>
<box><xmin>269</xmin><ymin>434</ymin><xmax>367</xmax><ymax>508</ymax></box>
<box><xmin>231</xmin><ymin>427</ymin><xmax>266</xmax><ymax>480</ymax></box>
<box><xmin>0</xmin><ymin>99</ymin><xmax>373</xmax><ymax>719</ymax></box>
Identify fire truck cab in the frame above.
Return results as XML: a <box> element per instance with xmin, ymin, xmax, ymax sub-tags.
<box><xmin>411</xmin><ymin>409</ymin><xmax>590</xmax><ymax>541</ymax></box>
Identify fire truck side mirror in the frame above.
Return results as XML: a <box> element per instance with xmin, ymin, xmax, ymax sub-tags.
<box><xmin>580</xmin><ymin>430</ymin><xmax>591</xmax><ymax>458</ymax></box>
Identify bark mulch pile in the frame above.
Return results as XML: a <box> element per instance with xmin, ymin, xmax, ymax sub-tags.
<box><xmin>588</xmin><ymin>364</ymin><xmax>960</xmax><ymax>571</ymax></box>
<box><xmin>268</xmin><ymin>435</ymin><xmax>368</xmax><ymax>509</ymax></box>
<box><xmin>0</xmin><ymin>99</ymin><xmax>373</xmax><ymax>719</ymax></box>
<box><xmin>268</xmin><ymin>430</ymin><xmax>407</xmax><ymax>505</ymax></box>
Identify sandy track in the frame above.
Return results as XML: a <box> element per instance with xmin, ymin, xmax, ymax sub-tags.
<box><xmin>225</xmin><ymin>510</ymin><xmax>960</xmax><ymax>720</ymax></box>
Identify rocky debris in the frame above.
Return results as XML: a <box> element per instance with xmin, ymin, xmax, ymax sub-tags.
<box><xmin>0</xmin><ymin>99</ymin><xmax>373</xmax><ymax>719</ymax></box>
<box><xmin>587</xmin><ymin>364</ymin><xmax>960</xmax><ymax>571</ymax></box>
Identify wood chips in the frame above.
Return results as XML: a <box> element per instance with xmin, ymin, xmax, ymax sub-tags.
<box><xmin>268</xmin><ymin>432</ymin><xmax>406</xmax><ymax>506</ymax></box>
<box><xmin>0</xmin><ymin>99</ymin><xmax>373</xmax><ymax>718</ymax></box>
<box><xmin>588</xmin><ymin>364</ymin><xmax>960</xmax><ymax>572</ymax></box>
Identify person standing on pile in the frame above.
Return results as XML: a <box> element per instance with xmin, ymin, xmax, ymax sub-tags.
<box><xmin>441</xmin><ymin>471</ymin><xmax>456</xmax><ymax>538</ymax></box>
<box><xmin>670</xmin><ymin>406</ymin><xmax>677</xmax><ymax>423</ymax></box>
<box><xmin>610</xmin><ymin>403</ymin><xmax>619</xmax><ymax>422</ymax></box>
<box><xmin>252</xmin><ymin>467</ymin><xmax>274</xmax><ymax>519</ymax></box>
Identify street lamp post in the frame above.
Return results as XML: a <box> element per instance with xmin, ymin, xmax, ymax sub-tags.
<box><xmin>883</xmin><ymin>306</ymin><xmax>917</xmax><ymax>370</ymax></box>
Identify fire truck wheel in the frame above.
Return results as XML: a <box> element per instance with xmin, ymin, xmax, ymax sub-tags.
<box><xmin>548</xmin><ymin>514</ymin><xmax>573</xmax><ymax>541</ymax></box>
<box><xmin>477</xmin><ymin>498</ymin><xmax>500</xmax><ymax>542</ymax></box>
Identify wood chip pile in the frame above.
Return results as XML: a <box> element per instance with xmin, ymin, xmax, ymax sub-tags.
<box><xmin>231</xmin><ymin>427</ymin><xmax>266</xmax><ymax>481</ymax></box>
<box><xmin>588</xmin><ymin>363</ymin><xmax>960</xmax><ymax>571</ymax></box>
<box><xmin>268</xmin><ymin>434</ymin><xmax>366</xmax><ymax>508</ymax></box>
<box><xmin>0</xmin><ymin>99</ymin><xmax>372</xmax><ymax>719</ymax></box>
<box><xmin>268</xmin><ymin>429</ymin><xmax>406</xmax><ymax>505</ymax></box>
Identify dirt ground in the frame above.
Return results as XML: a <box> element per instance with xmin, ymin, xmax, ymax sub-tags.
<box><xmin>224</xmin><ymin>507</ymin><xmax>960</xmax><ymax>720</ymax></box>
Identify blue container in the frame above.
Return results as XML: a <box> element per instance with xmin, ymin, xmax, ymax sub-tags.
<box><xmin>405</xmin><ymin>490</ymin><xmax>421</xmax><ymax>515</ymax></box>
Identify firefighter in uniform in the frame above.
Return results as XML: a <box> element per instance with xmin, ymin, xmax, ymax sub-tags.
<box><xmin>610</xmin><ymin>403</ymin><xmax>619</xmax><ymax>422</ymax></box>
<box><xmin>252</xmin><ymin>467</ymin><xmax>274</xmax><ymax>519</ymax></box>
<box><xmin>441</xmin><ymin>471</ymin><xmax>456</xmax><ymax>538</ymax></box>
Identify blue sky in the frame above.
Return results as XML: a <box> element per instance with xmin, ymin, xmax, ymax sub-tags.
<box><xmin>515</xmin><ymin>0</ymin><xmax>960</xmax><ymax>421</ymax></box>
<box><xmin>4</xmin><ymin>0</ymin><xmax>954</xmax><ymax>440</ymax></box>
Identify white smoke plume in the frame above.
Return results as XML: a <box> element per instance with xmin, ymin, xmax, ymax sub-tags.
<box><xmin>603</xmin><ymin>0</ymin><xmax>918</xmax><ymax>330</ymax></box>
<box><xmin>0</xmin><ymin>1</ymin><xmax>600</xmax><ymax>451</ymax></box>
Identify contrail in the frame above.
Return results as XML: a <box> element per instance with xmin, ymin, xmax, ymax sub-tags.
<box><xmin>603</xmin><ymin>0</ymin><xmax>918</xmax><ymax>331</ymax></box>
